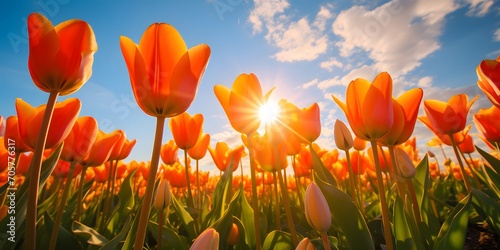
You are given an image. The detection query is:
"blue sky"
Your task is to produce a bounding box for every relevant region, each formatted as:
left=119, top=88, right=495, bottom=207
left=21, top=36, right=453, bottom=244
left=1, top=0, right=499, bottom=173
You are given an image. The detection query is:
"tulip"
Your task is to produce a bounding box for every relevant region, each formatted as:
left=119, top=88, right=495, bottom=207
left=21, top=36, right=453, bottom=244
left=473, top=105, right=500, bottom=145
left=334, top=119, right=353, bottom=151
left=296, top=238, right=316, bottom=250
left=16, top=98, right=81, bottom=151
left=353, top=136, right=367, bottom=151
left=188, top=133, right=210, bottom=160
left=305, top=182, right=331, bottom=233
left=214, top=73, right=273, bottom=135
left=161, top=140, right=179, bottom=165
left=28, top=12, right=97, bottom=96
left=154, top=178, right=172, bottom=210
left=169, top=113, right=204, bottom=150
left=395, top=147, right=415, bottom=179
left=4, top=116, right=30, bottom=153
left=227, top=223, right=239, bottom=246
left=60, top=116, right=98, bottom=163
left=477, top=56, right=500, bottom=108
left=332, top=72, right=393, bottom=141
left=252, top=134, right=287, bottom=172
left=81, top=130, right=122, bottom=167
left=190, top=228, right=219, bottom=250
left=275, top=100, right=321, bottom=144
left=458, top=134, right=475, bottom=154
left=208, top=142, right=245, bottom=172
left=378, top=88, right=423, bottom=147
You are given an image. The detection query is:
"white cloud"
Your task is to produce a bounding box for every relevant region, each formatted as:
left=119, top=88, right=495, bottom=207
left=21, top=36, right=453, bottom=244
left=417, top=76, right=433, bottom=88
left=320, top=57, right=343, bottom=71
left=494, top=28, right=500, bottom=41
left=464, top=0, right=494, bottom=17
left=332, top=0, right=458, bottom=77
left=301, top=78, right=319, bottom=89
left=317, top=64, right=378, bottom=91
left=248, top=1, right=334, bottom=62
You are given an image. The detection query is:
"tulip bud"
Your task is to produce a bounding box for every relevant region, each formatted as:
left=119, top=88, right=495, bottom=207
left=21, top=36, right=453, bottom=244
left=334, top=120, right=353, bottom=151
left=296, top=237, right=316, bottom=250
left=395, top=147, right=415, bottom=179
left=153, top=179, right=171, bottom=210
left=226, top=223, right=239, bottom=246
left=427, top=150, right=435, bottom=158
left=305, top=182, right=331, bottom=233
left=190, top=228, right=219, bottom=250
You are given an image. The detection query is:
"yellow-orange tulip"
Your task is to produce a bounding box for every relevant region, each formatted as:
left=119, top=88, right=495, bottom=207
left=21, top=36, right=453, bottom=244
left=333, top=72, right=394, bottom=141
left=16, top=98, right=81, bottom=150
left=169, top=113, right=203, bottom=150
left=60, top=116, right=98, bottom=163
left=81, top=130, right=121, bottom=167
left=477, top=56, right=500, bottom=108
left=378, top=88, right=423, bottom=146
left=474, top=105, right=500, bottom=144
left=160, top=140, right=179, bottom=165
left=214, top=73, right=273, bottom=135
left=419, top=94, right=478, bottom=135
left=120, top=23, right=211, bottom=118
left=188, top=133, right=210, bottom=160
left=305, top=182, right=331, bottom=233
left=208, top=142, right=245, bottom=172
left=27, top=13, right=97, bottom=96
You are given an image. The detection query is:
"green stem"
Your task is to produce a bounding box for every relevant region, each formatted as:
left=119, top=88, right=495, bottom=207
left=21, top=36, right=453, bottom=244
left=370, top=140, right=393, bottom=250
left=246, top=133, right=262, bottom=250
left=133, top=117, right=165, bottom=250
left=275, top=146, right=298, bottom=246
left=75, top=165, right=88, bottom=222
left=448, top=135, right=471, bottom=193
left=273, top=171, right=280, bottom=230
left=49, top=162, right=76, bottom=250
left=26, top=91, right=59, bottom=250
left=343, top=149, right=359, bottom=207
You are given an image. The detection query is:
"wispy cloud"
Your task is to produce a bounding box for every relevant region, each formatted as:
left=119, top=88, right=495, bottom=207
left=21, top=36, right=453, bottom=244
left=494, top=28, right=500, bottom=41
left=248, top=2, right=334, bottom=62
left=300, top=78, right=319, bottom=89
left=320, top=57, right=343, bottom=71
left=464, top=0, right=494, bottom=17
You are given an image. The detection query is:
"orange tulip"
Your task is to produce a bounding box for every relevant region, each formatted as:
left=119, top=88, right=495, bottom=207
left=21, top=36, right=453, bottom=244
left=15, top=152, right=33, bottom=176
left=208, top=142, right=245, bottom=172
left=169, top=113, right=203, bottom=150
left=16, top=98, right=81, bottom=150
left=188, top=133, right=210, bottom=160
left=4, top=116, right=30, bottom=153
left=276, top=100, right=321, bottom=144
left=252, top=134, right=287, bottom=172
left=81, top=130, right=122, bottom=167
left=27, top=13, right=97, bottom=96
left=160, top=140, right=179, bottom=165
left=60, top=116, right=98, bottom=163
left=214, top=73, right=273, bottom=135
left=52, top=159, right=82, bottom=178
left=120, top=23, right=210, bottom=118
left=419, top=94, right=478, bottom=135
left=474, top=105, right=500, bottom=144
left=378, top=88, right=423, bottom=146
left=458, top=134, right=475, bottom=154
left=353, top=136, right=367, bottom=151
left=477, top=55, right=500, bottom=108
left=420, top=118, right=473, bottom=146
left=333, top=72, right=394, bottom=141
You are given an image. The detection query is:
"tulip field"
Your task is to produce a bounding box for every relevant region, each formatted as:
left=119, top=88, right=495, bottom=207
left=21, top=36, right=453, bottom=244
left=3, top=12, right=500, bottom=250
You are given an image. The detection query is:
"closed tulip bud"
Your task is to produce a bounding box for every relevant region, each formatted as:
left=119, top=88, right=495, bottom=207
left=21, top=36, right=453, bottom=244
left=427, top=151, right=435, bottom=158
left=190, top=228, right=219, bottom=250
left=395, top=147, right=415, bottom=179
left=334, top=119, right=353, bottom=151
left=305, top=182, right=331, bottom=233
left=296, top=238, right=316, bottom=250
left=153, top=179, right=171, bottom=210
left=226, top=223, right=239, bottom=246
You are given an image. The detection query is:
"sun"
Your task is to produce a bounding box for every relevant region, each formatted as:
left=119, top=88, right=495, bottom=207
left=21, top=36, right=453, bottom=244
left=259, top=101, right=280, bottom=125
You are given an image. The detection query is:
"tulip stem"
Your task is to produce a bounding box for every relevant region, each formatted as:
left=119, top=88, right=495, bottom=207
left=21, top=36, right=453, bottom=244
left=75, top=165, right=88, bottom=221
left=274, top=146, right=299, bottom=246
left=158, top=209, right=164, bottom=250
left=273, top=171, right=281, bottom=230
left=448, top=135, right=471, bottom=193
left=246, top=133, right=262, bottom=250
left=134, top=117, right=165, bottom=250
left=321, top=232, right=331, bottom=250
left=183, top=150, right=197, bottom=232
left=49, top=161, right=76, bottom=250
left=370, top=140, right=393, bottom=250
left=343, top=149, right=358, bottom=207
left=26, top=91, right=59, bottom=250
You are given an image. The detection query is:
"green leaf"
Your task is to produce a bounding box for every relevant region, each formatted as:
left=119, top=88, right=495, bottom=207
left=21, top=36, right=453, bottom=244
left=171, top=191, right=196, bottom=239
left=101, top=215, right=132, bottom=250
left=310, top=146, right=337, bottom=187
left=239, top=187, right=256, bottom=249
left=393, top=196, right=412, bottom=250
left=433, top=193, right=472, bottom=250
left=203, top=160, right=233, bottom=228
left=262, top=230, right=294, bottom=250
left=232, top=216, right=251, bottom=250
left=72, top=221, right=110, bottom=246
left=476, top=146, right=500, bottom=174
left=148, top=220, right=188, bottom=250
left=471, top=188, right=500, bottom=236
left=314, top=173, right=375, bottom=250
left=106, top=168, right=137, bottom=235
left=41, top=212, right=82, bottom=249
